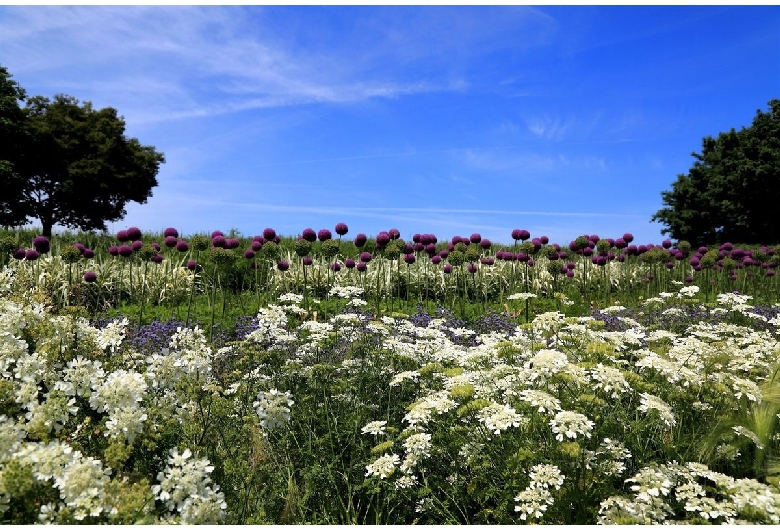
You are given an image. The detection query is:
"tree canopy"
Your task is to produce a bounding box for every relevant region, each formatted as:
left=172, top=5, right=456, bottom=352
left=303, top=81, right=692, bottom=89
left=652, top=99, right=780, bottom=246
left=0, top=66, right=164, bottom=238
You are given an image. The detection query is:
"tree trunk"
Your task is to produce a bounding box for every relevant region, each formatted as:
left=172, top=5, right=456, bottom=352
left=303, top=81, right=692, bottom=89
left=41, top=218, right=53, bottom=239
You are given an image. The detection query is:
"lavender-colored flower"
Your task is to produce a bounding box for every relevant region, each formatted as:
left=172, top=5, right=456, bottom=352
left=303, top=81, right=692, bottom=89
left=152, top=253, right=163, bottom=263
left=186, top=259, right=198, bottom=271
left=164, top=235, right=177, bottom=248
left=212, top=235, right=227, bottom=248
left=467, top=263, right=478, bottom=274
left=12, top=248, right=25, bottom=260
left=431, top=255, right=442, bottom=265
left=108, top=245, right=119, bottom=256
left=263, top=228, right=276, bottom=240
left=119, top=245, right=133, bottom=257
left=116, top=229, right=129, bottom=242
left=330, top=262, right=342, bottom=272
left=439, top=249, right=449, bottom=259
left=211, top=230, right=224, bottom=239
left=151, top=242, right=161, bottom=252
left=226, top=238, right=240, bottom=249
left=388, top=228, right=401, bottom=240
left=480, top=238, right=492, bottom=249
left=345, top=258, right=356, bottom=269
left=512, top=229, right=530, bottom=241
left=303, top=256, right=313, bottom=266
left=33, top=236, right=50, bottom=253
left=540, top=235, right=549, bottom=245
left=277, top=260, right=290, bottom=271
left=83, top=271, right=97, bottom=283
left=662, top=239, right=672, bottom=249
left=244, top=249, right=256, bottom=259
left=425, top=243, right=437, bottom=256
left=403, top=253, right=416, bottom=265
left=470, top=233, right=482, bottom=244
left=356, top=262, right=367, bottom=272
left=127, top=227, right=142, bottom=241
left=131, top=240, right=144, bottom=252
left=25, top=249, right=39, bottom=261
left=376, top=231, right=391, bottom=247
left=176, top=240, right=189, bottom=252
left=360, top=251, right=373, bottom=263
left=354, top=233, right=367, bottom=247
left=443, top=264, right=452, bottom=274
left=82, top=248, right=95, bottom=259
left=163, top=227, right=179, bottom=238
left=318, top=229, right=332, bottom=241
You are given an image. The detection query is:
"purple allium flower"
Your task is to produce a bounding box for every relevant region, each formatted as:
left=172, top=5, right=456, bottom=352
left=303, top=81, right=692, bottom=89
left=345, top=258, right=356, bottom=269
left=226, top=238, right=240, bottom=249
left=212, top=235, right=227, bottom=248
left=665, top=261, right=675, bottom=269
left=566, top=261, right=576, bottom=270
left=74, top=242, right=86, bottom=254
left=480, top=257, right=494, bottom=266
left=12, top=248, right=25, bottom=260
left=662, top=239, right=672, bottom=249
left=698, top=246, right=708, bottom=254
left=582, top=247, right=593, bottom=257
left=480, top=238, right=492, bottom=249
left=439, top=249, right=449, bottom=259
left=470, top=233, right=482, bottom=244
left=33, top=236, right=50, bottom=254
left=119, top=245, right=133, bottom=257
left=413, top=243, right=424, bottom=252
left=176, top=240, right=189, bottom=252
left=335, top=223, right=349, bottom=236
left=244, top=249, right=256, bottom=259
left=131, top=240, right=144, bottom=252
left=388, top=228, right=401, bottom=240
left=376, top=231, right=391, bottom=247
left=116, top=230, right=129, bottom=242
left=251, top=240, right=263, bottom=251
left=517, top=252, right=529, bottom=262
left=589, top=234, right=600, bottom=244
left=359, top=251, right=373, bottom=263
left=127, top=227, right=142, bottom=241
left=263, top=228, right=276, bottom=241
left=152, top=253, right=163, bottom=263
left=431, top=255, right=442, bottom=265
left=419, top=234, right=432, bottom=245
left=164, top=236, right=177, bottom=248
left=83, top=271, right=97, bottom=283
left=623, top=233, right=634, bottom=243
left=425, top=243, right=437, bottom=256
left=300, top=228, right=316, bottom=242
left=163, top=227, right=179, bottom=238
left=614, top=238, right=627, bottom=249
left=637, top=245, right=648, bottom=254
left=354, top=233, right=367, bottom=247
left=277, top=260, right=290, bottom=271
left=273, top=236, right=281, bottom=244
left=356, top=262, right=367, bottom=272
left=767, top=269, right=775, bottom=277
left=211, top=230, right=224, bottom=239
left=443, top=264, right=452, bottom=274
left=303, top=256, right=313, bottom=266
left=186, top=259, right=198, bottom=271
left=566, top=270, right=574, bottom=278
left=512, top=229, right=530, bottom=241
left=413, top=233, right=421, bottom=243
left=690, top=257, right=700, bottom=267
left=330, top=262, right=341, bottom=272
left=527, top=258, right=535, bottom=267
left=82, top=248, right=95, bottom=259
left=540, top=235, right=549, bottom=245
left=685, top=275, right=695, bottom=282
left=25, top=249, right=39, bottom=261
left=318, top=229, right=332, bottom=241
left=151, top=242, right=161, bottom=252
left=108, top=245, right=119, bottom=256
left=404, top=253, right=416, bottom=265
left=467, top=263, right=478, bottom=274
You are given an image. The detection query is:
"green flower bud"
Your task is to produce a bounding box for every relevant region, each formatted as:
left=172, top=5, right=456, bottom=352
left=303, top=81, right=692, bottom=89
left=321, top=239, right=340, bottom=259
left=260, top=241, right=281, bottom=260
left=596, top=239, right=611, bottom=253
left=448, top=250, right=465, bottom=266
left=0, top=237, right=16, bottom=256
left=211, top=247, right=238, bottom=266
left=464, top=246, right=480, bottom=263
left=138, top=243, right=157, bottom=261
left=191, top=234, right=210, bottom=252
left=384, top=240, right=402, bottom=261
left=700, top=249, right=718, bottom=269
left=454, top=242, right=468, bottom=253
left=61, top=245, right=83, bottom=264
left=294, top=239, right=312, bottom=257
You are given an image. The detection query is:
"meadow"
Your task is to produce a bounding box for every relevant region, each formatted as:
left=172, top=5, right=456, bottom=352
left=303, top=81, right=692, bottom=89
left=1, top=224, right=779, bottom=524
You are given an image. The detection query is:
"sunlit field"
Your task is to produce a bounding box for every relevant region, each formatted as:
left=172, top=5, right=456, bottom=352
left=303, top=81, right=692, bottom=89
left=1, top=225, right=779, bottom=524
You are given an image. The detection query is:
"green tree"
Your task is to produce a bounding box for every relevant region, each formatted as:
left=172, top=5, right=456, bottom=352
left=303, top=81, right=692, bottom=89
left=652, top=99, right=780, bottom=245
left=0, top=66, right=28, bottom=227
left=0, top=67, right=164, bottom=238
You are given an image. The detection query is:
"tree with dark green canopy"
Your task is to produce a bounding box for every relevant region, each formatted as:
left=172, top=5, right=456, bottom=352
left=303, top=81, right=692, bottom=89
left=0, top=66, right=165, bottom=238
left=652, top=99, right=780, bottom=246
left=0, top=66, right=29, bottom=227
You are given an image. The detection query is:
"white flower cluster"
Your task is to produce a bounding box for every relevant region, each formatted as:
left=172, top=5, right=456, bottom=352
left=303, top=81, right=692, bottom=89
left=585, top=437, right=632, bottom=477
left=517, top=389, right=561, bottom=415
left=253, top=389, right=293, bottom=431
left=361, top=420, right=387, bottom=436
left=514, top=464, right=565, bottom=521
left=588, top=363, right=631, bottom=399
left=548, top=410, right=594, bottom=441
left=477, top=402, right=526, bottom=435
left=95, top=317, right=129, bottom=353
left=527, top=349, right=569, bottom=383
left=638, top=392, right=677, bottom=429
left=365, top=453, right=400, bottom=479
left=329, top=285, right=365, bottom=299
left=508, top=292, right=537, bottom=301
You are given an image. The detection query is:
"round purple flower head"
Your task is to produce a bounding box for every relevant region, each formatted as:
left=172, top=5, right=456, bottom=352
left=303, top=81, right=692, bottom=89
left=212, top=235, right=227, bottom=248
left=443, top=264, right=452, bottom=274
left=318, top=229, right=332, bottom=242
left=82, top=248, right=95, bottom=259
left=517, top=252, right=529, bottom=262
left=163, top=227, right=178, bottom=238
left=470, top=233, right=482, bottom=244
left=540, top=236, right=549, bottom=245
left=360, top=251, right=373, bottom=263
left=425, top=243, right=437, bottom=256
left=116, top=230, right=129, bottom=242
left=622, top=233, right=634, bottom=243
left=330, top=262, right=342, bottom=272
left=527, top=258, right=535, bottom=267
left=413, top=234, right=421, bottom=243
left=263, top=228, right=276, bottom=241
left=273, top=236, right=281, bottom=244
left=25, top=249, right=39, bottom=261
left=301, top=228, right=317, bottom=242
left=186, top=259, right=198, bottom=271
left=481, top=257, right=495, bottom=266
left=356, top=262, right=367, bottom=272
left=439, top=249, right=449, bottom=259
left=403, top=253, right=416, bottom=265
left=277, top=260, right=290, bottom=271
left=226, top=238, right=240, bottom=249
left=303, top=256, right=313, bottom=266
left=131, top=240, right=144, bottom=252
left=376, top=231, right=391, bottom=248
left=512, top=229, right=531, bottom=241
left=251, top=240, right=263, bottom=251
left=467, top=263, right=478, bottom=274
left=176, top=240, right=189, bottom=253
left=335, top=223, right=349, bottom=236
left=244, top=249, right=256, bottom=259
left=345, top=258, right=356, bottom=269
left=152, top=253, right=163, bottom=263
left=582, top=247, right=593, bottom=257
left=767, top=269, right=775, bottom=277
left=211, top=230, right=224, bottom=239
left=151, top=242, right=161, bottom=252
left=566, top=270, right=574, bottom=278
left=164, top=236, right=177, bottom=248
left=354, top=233, right=367, bottom=248
left=662, top=239, right=673, bottom=249
left=614, top=238, right=627, bottom=249
left=127, top=227, right=142, bottom=241
left=413, top=243, right=424, bottom=253
left=12, top=248, right=25, bottom=260
left=388, top=228, right=401, bottom=240
left=83, top=271, right=97, bottom=283
left=431, top=255, right=442, bottom=265
left=480, top=239, right=492, bottom=250
left=108, top=246, right=119, bottom=257
left=119, top=245, right=133, bottom=257
left=74, top=243, right=86, bottom=254
left=33, top=236, right=50, bottom=254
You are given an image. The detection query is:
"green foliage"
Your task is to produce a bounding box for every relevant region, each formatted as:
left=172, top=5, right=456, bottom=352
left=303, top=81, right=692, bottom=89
left=652, top=99, right=780, bottom=245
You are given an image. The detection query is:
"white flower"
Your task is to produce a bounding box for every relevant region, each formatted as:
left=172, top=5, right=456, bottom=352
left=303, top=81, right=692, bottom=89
left=253, top=389, right=293, bottom=431
left=477, top=402, right=526, bottom=435
left=638, top=392, right=677, bottom=428
left=514, top=487, right=554, bottom=520
left=365, top=453, right=400, bottom=479
left=508, top=292, right=537, bottom=301
left=361, top=420, right=387, bottom=436
left=528, top=463, right=565, bottom=490
left=403, top=432, right=432, bottom=458
left=549, top=410, right=594, bottom=441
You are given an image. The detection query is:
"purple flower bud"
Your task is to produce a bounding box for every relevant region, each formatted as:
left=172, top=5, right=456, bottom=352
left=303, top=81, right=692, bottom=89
left=176, top=240, right=189, bottom=252
left=151, top=242, right=161, bottom=252
left=277, top=260, right=290, bottom=271
left=127, top=227, right=142, bottom=241
left=345, top=258, right=356, bottom=269
left=108, top=246, right=119, bottom=257
left=226, top=238, right=240, bottom=249
left=512, top=229, right=530, bottom=241
left=301, top=228, right=316, bottom=242
left=244, top=249, right=255, bottom=259
left=335, top=223, right=349, bottom=236
left=425, top=243, right=437, bottom=256
left=83, top=271, right=97, bottom=283
left=565, top=270, right=574, bottom=278
left=131, top=240, right=144, bottom=252
left=330, top=262, right=341, bottom=272
left=413, top=234, right=421, bottom=243
left=623, top=233, right=634, bottom=243
left=480, top=238, right=492, bottom=250
left=119, top=245, right=133, bottom=257
left=152, top=253, right=163, bottom=263
left=12, top=248, right=25, bottom=260
left=251, top=240, right=263, bottom=251
left=186, top=259, right=198, bottom=271
left=517, top=252, right=529, bottom=262
left=356, top=262, right=367, bottom=272
left=470, top=233, right=481, bottom=244
left=318, top=229, right=332, bottom=242
left=540, top=236, right=549, bottom=245
left=263, top=228, right=276, bottom=240
left=354, top=233, right=367, bottom=248
left=212, top=235, right=227, bottom=248
left=25, top=249, right=39, bottom=261
left=163, top=227, right=179, bottom=238
left=403, top=253, right=416, bottom=265
left=662, top=239, right=672, bottom=249
left=431, top=255, right=442, bottom=265
left=467, top=263, right=478, bottom=274
left=413, top=243, right=424, bottom=252
left=443, top=264, right=452, bottom=274
left=360, top=251, right=373, bottom=263
left=376, top=231, right=391, bottom=247
left=116, top=230, right=129, bottom=242
left=480, top=257, right=494, bottom=266
left=303, top=256, right=313, bottom=266
left=211, top=230, right=224, bottom=239
left=388, top=228, right=401, bottom=240
left=33, top=236, right=50, bottom=254
left=164, top=236, right=177, bottom=248
left=82, top=248, right=94, bottom=259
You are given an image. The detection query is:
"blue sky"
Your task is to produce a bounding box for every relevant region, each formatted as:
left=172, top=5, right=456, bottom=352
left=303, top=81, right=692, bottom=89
left=1, top=5, right=778, bottom=246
